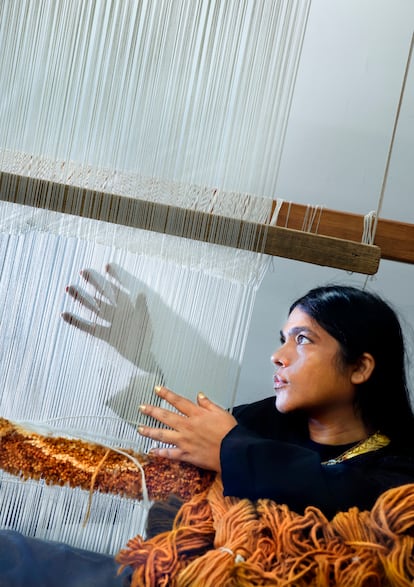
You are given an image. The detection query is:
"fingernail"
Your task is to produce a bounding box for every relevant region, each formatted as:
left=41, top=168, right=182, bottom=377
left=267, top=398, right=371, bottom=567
left=154, top=385, right=162, bottom=394
left=137, top=426, right=145, bottom=434
left=139, top=405, right=147, bottom=413
left=198, top=391, right=206, bottom=400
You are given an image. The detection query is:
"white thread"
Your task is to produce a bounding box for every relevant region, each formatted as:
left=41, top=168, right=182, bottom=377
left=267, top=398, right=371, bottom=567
left=362, top=211, right=377, bottom=245
left=284, top=201, right=293, bottom=227
left=302, top=204, right=324, bottom=233
left=0, top=0, right=311, bottom=554
left=219, top=547, right=246, bottom=563
left=219, top=547, right=234, bottom=555
left=313, top=205, right=324, bottom=234
left=269, top=198, right=284, bottom=226
left=372, top=33, right=414, bottom=242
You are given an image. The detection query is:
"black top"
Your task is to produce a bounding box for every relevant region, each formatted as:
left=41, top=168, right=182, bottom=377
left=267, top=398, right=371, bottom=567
left=220, top=397, right=414, bottom=519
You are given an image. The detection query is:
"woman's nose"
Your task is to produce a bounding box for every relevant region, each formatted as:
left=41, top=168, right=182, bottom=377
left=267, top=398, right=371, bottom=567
left=271, top=348, right=287, bottom=368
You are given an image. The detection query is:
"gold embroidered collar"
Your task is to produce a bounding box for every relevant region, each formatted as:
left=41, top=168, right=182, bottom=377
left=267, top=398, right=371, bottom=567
left=321, top=431, right=390, bottom=466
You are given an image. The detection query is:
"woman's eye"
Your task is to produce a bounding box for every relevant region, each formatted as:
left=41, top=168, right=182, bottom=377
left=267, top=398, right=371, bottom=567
left=296, top=333, right=311, bottom=345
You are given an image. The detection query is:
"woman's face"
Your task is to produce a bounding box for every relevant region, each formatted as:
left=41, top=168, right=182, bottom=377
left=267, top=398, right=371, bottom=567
left=271, top=306, right=358, bottom=419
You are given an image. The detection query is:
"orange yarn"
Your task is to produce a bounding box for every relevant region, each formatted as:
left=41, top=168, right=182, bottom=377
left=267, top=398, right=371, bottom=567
left=116, top=480, right=414, bottom=587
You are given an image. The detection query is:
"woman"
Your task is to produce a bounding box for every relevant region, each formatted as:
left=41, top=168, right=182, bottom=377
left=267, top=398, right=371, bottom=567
left=138, top=285, right=414, bottom=518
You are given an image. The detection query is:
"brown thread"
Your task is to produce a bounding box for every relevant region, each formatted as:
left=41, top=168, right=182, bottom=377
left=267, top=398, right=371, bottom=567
left=83, top=448, right=111, bottom=526
left=117, top=478, right=414, bottom=587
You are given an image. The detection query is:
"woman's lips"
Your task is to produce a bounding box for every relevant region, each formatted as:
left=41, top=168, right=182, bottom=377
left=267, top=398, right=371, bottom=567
left=273, top=374, right=287, bottom=390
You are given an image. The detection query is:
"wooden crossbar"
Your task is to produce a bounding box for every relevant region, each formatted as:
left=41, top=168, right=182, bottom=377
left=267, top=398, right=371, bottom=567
left=273, top=201, right=414, bottom=265
left=1, top=170, right=407, bottom=276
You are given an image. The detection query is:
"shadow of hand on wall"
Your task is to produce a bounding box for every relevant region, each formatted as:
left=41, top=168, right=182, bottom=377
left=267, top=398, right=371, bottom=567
left=62, top=263, right=158, bottom=374
left=61, top=262, right=239, bottom=424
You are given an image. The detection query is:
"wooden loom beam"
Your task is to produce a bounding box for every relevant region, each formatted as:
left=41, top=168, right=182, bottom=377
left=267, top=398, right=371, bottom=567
left=0, top=170, right=401, bottom=276
left=273, top=201, right=414, bottom=265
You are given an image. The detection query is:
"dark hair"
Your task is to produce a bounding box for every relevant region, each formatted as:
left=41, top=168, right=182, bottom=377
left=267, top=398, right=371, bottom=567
left=290, top=285, right=414, bottom=447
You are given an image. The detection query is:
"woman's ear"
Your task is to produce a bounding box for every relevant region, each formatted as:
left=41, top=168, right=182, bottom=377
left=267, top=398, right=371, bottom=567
left=351, top=352, right=375, bottom=384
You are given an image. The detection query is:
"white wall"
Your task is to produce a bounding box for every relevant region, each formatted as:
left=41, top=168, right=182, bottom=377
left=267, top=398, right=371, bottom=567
left=237, top=0, right=414, bottom=404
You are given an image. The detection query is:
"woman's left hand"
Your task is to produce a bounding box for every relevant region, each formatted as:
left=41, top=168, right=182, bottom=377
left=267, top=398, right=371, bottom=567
left=138, top=386, right=237, bottom=472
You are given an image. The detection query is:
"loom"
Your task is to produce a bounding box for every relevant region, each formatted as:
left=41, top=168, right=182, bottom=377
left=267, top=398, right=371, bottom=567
left=0, top=0, right=413, bottom=561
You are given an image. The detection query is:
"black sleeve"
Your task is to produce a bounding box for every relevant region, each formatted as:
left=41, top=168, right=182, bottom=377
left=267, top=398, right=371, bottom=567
left=220, top=424, right=414, bottom=519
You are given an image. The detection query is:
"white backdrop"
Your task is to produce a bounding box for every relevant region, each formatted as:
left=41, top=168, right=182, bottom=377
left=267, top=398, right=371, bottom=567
left=237, top=0, right=414, bottom=404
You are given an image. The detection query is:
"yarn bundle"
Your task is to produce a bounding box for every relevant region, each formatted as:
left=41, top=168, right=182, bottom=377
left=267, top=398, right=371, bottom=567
left=117, top=478, right=414, bottom=587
